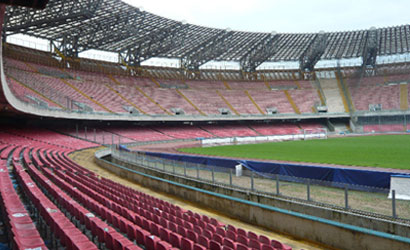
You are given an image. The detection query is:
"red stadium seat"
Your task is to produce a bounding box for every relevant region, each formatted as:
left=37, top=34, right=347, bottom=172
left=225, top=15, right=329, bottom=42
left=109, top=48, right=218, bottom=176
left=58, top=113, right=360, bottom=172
left=271, top=239, right=292, bottom=250
left=193, top=243, right=207, bottom=250
left=210, top=240, right=223, bottom=250
left=181, top=238, right=195, bottom=250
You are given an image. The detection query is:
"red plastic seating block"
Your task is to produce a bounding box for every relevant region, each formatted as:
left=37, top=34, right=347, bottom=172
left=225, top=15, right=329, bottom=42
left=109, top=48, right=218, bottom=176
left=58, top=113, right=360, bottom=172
left=259, top=235, right=270, bottom=245
left=261, top=244, right=276, bottom=250
left=198, top=235, right=210, bottom=248
left=169, top=232, right=182, bottom=248
left=271, top=239, right=292, bottom=250
left=181, top=238, right=194, bottom=250
left=145, top=235, right=160, bottom=250
left=248, top=231, right=258, bottom=240
left=193, top=243, right=207, bottom=250
left=209, top=240, right=222, bottom=250
left=237, top=243, right=251, bottom=250
left=249, top=239, right=262, bottom=250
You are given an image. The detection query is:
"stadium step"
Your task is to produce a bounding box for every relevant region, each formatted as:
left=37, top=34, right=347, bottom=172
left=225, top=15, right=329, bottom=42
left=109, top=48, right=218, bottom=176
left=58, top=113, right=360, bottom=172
left=135, top=87, right=173, bottom=115
left=264, top=81, right=271, bottom=90
left=176, top=89, right=206, bottom=116
left=107, top=74, right=122, bottom=85
left=150, top=78, right=162, bottom=87
left=216, top=90, right=240, bottom=115
left=58, top=78, right=114, bottom=113
left=244, top=90, right=265, bottom=115
left=284, top=90, right=301, bottom=114
left=293, top=79, right=302, bottom=89
left=400, top=84, right=408, bottom=110
left=9, top=76, right=66, bottom=109
left=23, top=61, right=39, bottom=73
left=319, top=78, right=346, bottom=113
left=260, top=74, right=271, bottom=90
left=316, top=89, right=326, bottom=106
left=223, top=81, right=232, bottom=90
left=247, top=125, right=263, bottom=135
left=335, top=72, right=354, bottom=113
left=104, top=83, right=147, bottom=115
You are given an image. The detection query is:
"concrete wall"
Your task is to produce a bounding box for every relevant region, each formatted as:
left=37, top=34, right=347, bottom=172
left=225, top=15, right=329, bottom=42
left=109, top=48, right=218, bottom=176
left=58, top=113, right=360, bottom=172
left=95, top=156, right=410, bottom=250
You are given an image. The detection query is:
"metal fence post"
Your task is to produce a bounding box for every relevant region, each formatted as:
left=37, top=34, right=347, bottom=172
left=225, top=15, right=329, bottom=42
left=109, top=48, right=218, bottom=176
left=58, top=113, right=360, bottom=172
left=345, top=185, right=349, bottom=210
left=251, top=172, right=254, bottom=191
left=212, top=166, right=215, bottom=183
left=196, top=164, right=200, bottom=179
left=307, top=179, right=311, bottom=201
left=93, top=129, right=96, bottom=142
left=229, top=169, right=232, bottom=186
left=172, top=162, right=175, bottom=174
left=184, top=162, right=187, bottom=176
left=392, top=190, right=397, bottom=218
left=162, top=159, right=165, bottom=171
left=276, top=174, right=280, bottom=195
left=111, top=134, right=114, bottom=145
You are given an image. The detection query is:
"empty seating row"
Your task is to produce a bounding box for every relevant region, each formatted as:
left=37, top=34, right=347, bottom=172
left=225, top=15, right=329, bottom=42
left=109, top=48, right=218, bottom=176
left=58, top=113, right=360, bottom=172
left=363, top=124, right=405, bottom=133
left=350, top=85, right=400, bottom=111
left=0, top=146, right=47, bottom=250
left=250, top=124, right=302, bottom=135
left=200, top=125, right=259, bottom=137
left=4, top=57, right=322, bottom=116
left=0, top=127, right=97, bottom=151
left=34, top=148, right=174, bottom=250
left=14, top=161, right=98, bottom=249
left=0, top=125, right=293, bottom=250
left=24, top=153, right=141, bottom=250
left=40, top=149, right=291, bottom=250
left=57, top=123, right=321, bottom=144
left=153, top=125, right=214, bottom=139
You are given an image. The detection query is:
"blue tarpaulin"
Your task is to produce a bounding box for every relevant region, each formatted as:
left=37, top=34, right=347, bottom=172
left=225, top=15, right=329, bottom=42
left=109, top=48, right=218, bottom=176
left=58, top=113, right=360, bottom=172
left=143, top=151, right=408, bottom=189
left=118, top=145, right=130, bottom=152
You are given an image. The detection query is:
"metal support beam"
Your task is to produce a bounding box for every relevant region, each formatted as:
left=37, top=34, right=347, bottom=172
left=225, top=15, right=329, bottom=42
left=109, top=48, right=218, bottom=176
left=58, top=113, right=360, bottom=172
left=55, top=35, right=79, bottom=58
left=181, top=29, right=234, bottom=76
left=240, top=31, right=279, bottom=78
left=120, top=22, right=188, bottom=66
left=362, top=27, right=378, bottom=75
left=2, top=0, right=49, bottom=9
left=299, top=32, right=327, bottom=76
left=4, top=0, right=102, bottom=35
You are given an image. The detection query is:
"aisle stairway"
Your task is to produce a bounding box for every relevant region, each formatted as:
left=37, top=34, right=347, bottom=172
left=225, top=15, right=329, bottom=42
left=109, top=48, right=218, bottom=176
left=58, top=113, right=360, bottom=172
left=319, top=78, right=347, bottom=113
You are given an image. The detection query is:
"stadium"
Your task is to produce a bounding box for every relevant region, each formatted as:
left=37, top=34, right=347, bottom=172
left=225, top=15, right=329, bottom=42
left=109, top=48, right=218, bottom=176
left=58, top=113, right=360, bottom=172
left=0, top=0, right=409, bottom=249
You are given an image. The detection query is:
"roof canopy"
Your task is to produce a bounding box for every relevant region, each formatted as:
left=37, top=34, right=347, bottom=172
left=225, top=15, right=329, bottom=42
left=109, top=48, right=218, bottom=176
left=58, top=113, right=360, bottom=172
left=4, top=0, right=410, bottom=71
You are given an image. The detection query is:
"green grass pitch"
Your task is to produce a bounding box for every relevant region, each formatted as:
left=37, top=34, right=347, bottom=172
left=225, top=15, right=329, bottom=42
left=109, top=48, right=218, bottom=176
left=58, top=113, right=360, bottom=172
left=179, top=135, right=410, bottom=170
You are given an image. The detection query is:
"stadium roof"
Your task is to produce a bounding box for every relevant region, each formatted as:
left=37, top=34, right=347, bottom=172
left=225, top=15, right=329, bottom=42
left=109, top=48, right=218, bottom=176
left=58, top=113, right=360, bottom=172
left=3, top=0, right=410, bottom=71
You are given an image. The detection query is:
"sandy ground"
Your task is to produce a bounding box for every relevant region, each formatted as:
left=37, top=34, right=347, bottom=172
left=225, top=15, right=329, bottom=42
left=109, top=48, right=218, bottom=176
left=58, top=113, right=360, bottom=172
left=70, top=147, right=331, bottom=250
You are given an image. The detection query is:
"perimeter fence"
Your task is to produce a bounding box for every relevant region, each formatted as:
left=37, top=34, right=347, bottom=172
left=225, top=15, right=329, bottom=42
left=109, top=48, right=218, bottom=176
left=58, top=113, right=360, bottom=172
left=111, top=147, right=410, bottom=222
